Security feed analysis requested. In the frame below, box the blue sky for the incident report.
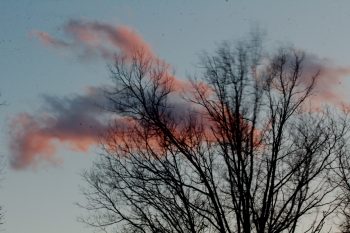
[1,1,350,232]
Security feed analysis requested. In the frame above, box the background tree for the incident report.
[80,36,349,233]
[331,136,350,233]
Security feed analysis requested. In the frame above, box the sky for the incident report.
[2,1,350,232]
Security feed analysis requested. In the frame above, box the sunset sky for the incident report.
[2,1,350,232]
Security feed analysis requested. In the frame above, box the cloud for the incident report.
[34,31,70,48]
[34,19,189,91]
[9,87,110,169]
[17,20,350,170]
[9,19,193,169]
[9,55,350,169]
[267,51,350,107]
[33,19,154,61]
[8,86,200,169]
[294,53,350,106]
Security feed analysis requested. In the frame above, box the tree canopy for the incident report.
[80,35,350,233]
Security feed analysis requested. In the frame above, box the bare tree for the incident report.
[80,37,349,233]
[330,132,350,233]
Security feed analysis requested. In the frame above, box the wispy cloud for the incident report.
[12,19,189,169]
[34,31,70,48]
[295,53,350,106]
[34,19,188,89]
[9,85,196,169]
[34,19,154,61]
[11,20,350,169]
[9,87,110,169]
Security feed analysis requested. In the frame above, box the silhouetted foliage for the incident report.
[80,35,349,233]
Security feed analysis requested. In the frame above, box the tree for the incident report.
[331,134,350,233]
[80,36,349,233]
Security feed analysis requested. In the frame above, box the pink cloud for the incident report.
[15,20,350,170]
[34,19,189,91]
[33,31,70,48]
[295,53,350,106]
[8,87,199,169]
[9,20,192,169]
[9,87,110,169]
[34,19,155,61]
[9,57,350,169]
[64,20,155,59]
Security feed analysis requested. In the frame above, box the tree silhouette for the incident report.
[80,36,349,233]
[332,137,350,233]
